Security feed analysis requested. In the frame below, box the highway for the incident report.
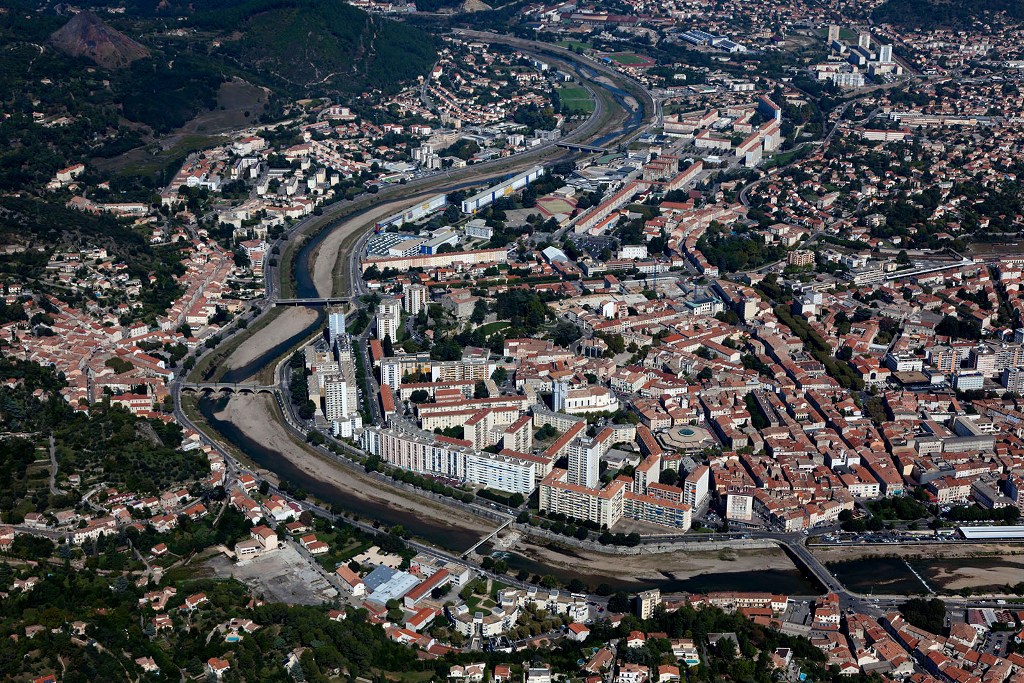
[173,26,654,392]
[159,31,669,595]
[158,31,1019,610]
[172,29,657,450]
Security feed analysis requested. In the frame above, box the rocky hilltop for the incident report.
[50,11,150,69]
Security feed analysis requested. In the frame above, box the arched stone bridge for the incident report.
[180,383,278,395]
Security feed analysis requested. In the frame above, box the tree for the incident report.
[552,321,581,348]
[474,380,488,399]
[298,400,316,420]
[659,468,679,486]
[899,598,947,634]
[494,290,548,333]
[491,366,508,384]
[382,334,394,357]
[608,592,631,613]
[717,637,737,661]
[471,299,488,324]
[602,333,626,354]
[430,337,463,361]
[409,389,429,403]
[536,424,558,440]
[104,357,134,374]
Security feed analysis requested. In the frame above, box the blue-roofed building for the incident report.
[362,565,399,592]
[365,567,422,605]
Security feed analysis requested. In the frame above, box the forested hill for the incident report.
[204,0,438,95]
[874,0,1024,28]
[0,0,436,136]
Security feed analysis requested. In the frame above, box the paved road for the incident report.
[158,33,1010,607]
[176,30,651,392]
[171,30,656,456]
[177,31,641,379]
[47,434,64,496]
[457,30,656,118]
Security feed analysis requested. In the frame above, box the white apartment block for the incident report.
[465,450,536,495]
[540,465,693,531]
[623,493,692,529]
[725,491,754,521]
[682,465,710,508]
[323,370,356,420]
[566,437,602,489]
[362,425,537,494]
[503,415,533,453]
[539,469,625,528]
[376,298,402,343]
[327,308,347,345]
[403,284,428,315]
[432,357,493,382]
[419,404,521,433]
[381,358,402,391]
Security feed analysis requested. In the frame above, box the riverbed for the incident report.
[498,538,819,594]
[219,307,319,383]
[200,393,498,551]
[816,543,1024,594]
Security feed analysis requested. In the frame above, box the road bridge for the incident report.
[180,383,277,395]
[556,141,610,153]
[274,297,351,306]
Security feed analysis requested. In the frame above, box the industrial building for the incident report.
[957,526,1024,540]
[461,166,545,213]
[375,193,447,230]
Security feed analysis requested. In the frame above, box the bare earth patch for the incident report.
[810,542,1024,563]
[207,543,337,605]
[310,195,423,296]
[929,561,1024,591]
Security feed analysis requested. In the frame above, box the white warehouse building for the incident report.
[461,166,545,213]
[376,193,447,230]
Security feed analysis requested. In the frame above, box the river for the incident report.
[573,64,645,147]
[198,394,482,550]
[828,555,1024,595]
[494,545,820,594]
[189,55,807,592]
[217,211,333,384]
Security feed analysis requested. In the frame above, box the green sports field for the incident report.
[556,85,595,113]
[608,53,648,65]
